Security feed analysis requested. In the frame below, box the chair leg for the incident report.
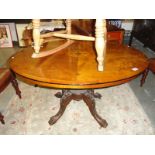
[140,68,149,87]
[128,32,133,46]
[10,71,22,99]
[0,112,5,124]
[32,19,41,54]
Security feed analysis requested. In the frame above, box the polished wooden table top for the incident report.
[9,40,148,89]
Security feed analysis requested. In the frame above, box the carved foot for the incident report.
[92,112,108,128]
[48,113,62,125]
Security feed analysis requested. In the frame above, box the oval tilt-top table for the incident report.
[9,40,148,128]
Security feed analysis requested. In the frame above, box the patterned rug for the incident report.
[0,82,154,135]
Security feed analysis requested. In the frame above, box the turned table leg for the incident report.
[32,19,41,54]
[0,112,5,124]
[140,68,149,87]
[49,89,108,128]
[95,19,107,71]
[10,71,21,99]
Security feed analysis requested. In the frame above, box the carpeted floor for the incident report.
[0,82,154,135]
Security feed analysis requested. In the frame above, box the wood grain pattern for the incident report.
[31,40,74,58]
[9,40,149,89]
[31,19,106,71]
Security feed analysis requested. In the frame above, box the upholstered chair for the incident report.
[0,68,21,124]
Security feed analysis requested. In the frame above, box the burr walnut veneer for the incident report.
[9,40,148,127]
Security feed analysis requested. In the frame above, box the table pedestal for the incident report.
[48,89,108,128]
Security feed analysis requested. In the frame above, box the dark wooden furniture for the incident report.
[141,58,155,86]
[149,58,155,72]
[0,113,4,124]
[9,40,148,128]
[129,19,155,52]
[0,68,21,124]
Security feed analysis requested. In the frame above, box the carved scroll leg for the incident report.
[0,112,5,124]
[10,72,21,99]
[140,68,149,87]
[48,92,73,125]
[82,93,108,128]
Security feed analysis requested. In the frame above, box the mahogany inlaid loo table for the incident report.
[9,40,148,128]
